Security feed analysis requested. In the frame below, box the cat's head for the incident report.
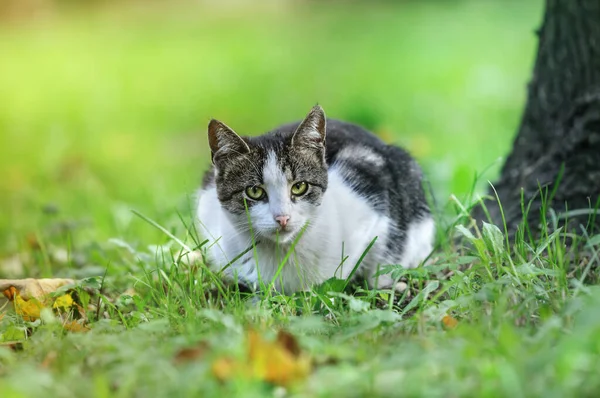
[207,105,328,244]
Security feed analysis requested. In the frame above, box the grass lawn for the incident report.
[3,1,600,397]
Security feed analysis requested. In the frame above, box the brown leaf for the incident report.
[276,329,301,358]
[173,342,209,365]
[442,314,458,329]
[212,329,311,387]
[62,320,90,333]
[3,286,17,300]
[0,278,75,300]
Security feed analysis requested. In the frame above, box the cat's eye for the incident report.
[245,186,266,200]
[291,181,308,196]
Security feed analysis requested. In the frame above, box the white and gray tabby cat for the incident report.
[196,105,434,294]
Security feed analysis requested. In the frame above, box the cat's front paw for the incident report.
[375,275,408,294]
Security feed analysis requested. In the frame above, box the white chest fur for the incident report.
[196,168,434,293]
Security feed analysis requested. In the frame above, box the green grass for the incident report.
[4,1,600,397]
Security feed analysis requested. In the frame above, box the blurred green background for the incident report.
[0,0,542,257]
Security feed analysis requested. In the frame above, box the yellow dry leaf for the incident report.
[442,314,458,329]
[212,357,237,380]
[0,278,75,300]
[13,290,43,321]
[62,320,90,333]
[2,280,84,328]
[212,329,311,387]
[53,293,74,310]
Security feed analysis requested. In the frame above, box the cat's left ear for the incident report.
[207,119,251,164]
[291,105,326,150]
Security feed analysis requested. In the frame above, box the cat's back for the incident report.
[272,118,385,162]
[283,119,422,187]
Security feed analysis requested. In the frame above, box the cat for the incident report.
[196,105,434,294]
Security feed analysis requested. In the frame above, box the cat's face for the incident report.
[207,106,328,244]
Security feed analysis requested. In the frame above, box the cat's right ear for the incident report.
[291,105,326,150]
[207,119,250,164]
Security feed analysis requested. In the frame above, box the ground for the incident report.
[2,1,600,397]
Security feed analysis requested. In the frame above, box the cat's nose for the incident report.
[275,215,290,228]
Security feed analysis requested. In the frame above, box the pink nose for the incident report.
[275,215,290,228]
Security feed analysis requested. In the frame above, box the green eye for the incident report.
[245,186,265,200]
[291,181,308,196]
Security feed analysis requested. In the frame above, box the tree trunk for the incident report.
[473,0,600,237]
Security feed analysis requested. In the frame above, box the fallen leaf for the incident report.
[212,357,237,380]
[62,320,90,333]
[13,288,43,321]
[173,342,209,364]
[1,279,88,332]
[212,329,311,387]
[0,278,75,300]
[276,330,302,357]
[53,293,74,310]
[442,314,458,329]
[2,285,17,300]
[248,329,310,385]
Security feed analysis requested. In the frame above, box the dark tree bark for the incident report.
[474,0,600,237]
